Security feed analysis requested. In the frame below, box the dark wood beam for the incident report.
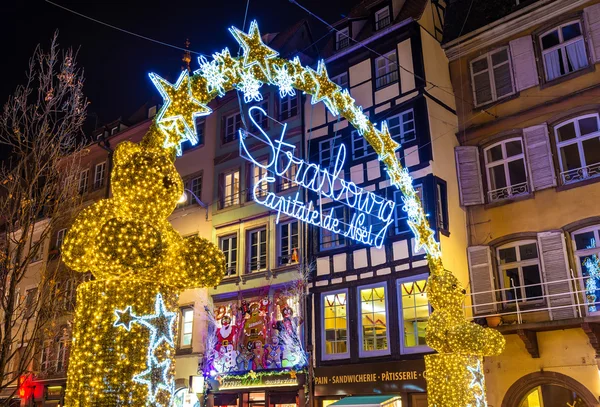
[517,329,540,358]
[582,322,600,358]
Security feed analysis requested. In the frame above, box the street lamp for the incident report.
[178,189,209,221]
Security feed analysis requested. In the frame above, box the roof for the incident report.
[443,0,545,44]
[329,396,401,407]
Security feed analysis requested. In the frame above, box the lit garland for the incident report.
[60,20,505,407]
[62,113,226,406]
[583,239,600,313]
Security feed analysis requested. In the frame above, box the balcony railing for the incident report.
[375,70,399,89]
[561,162,600,185]
[487,181,529,202]
[375,15,391,31]
[336,37,350,50]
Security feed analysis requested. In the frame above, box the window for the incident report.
[386,109,415,143]
[93,162,106,189]
[63,279,76,311]
[358,284,389,357]
[278,152,298,191]
[279,94,298,121]
[322,290,348,359]
[78,169,89,194]
[40,340,52,372]
[484,138,529,201]
[319,136,342,172]
[148,105,157,118]
[572,225,600,313]
[332,72,349,89]
[25,288,37,318]
[220,235,238,276]
[394,185,423,234]
[336,27,350,50]
[435,180,449,232]
[190,175,202,203]
[223,112,242,144]
[182,118,205,152]
[180,307,194,347]
[248,228,267,272]
[251,100,269,130]
[251,161,268,199]
[497,241,543,305]
[555,114,600,184]
[111,126,119,135]
[31,241,43,263]
[518,384,586,407]
[320,206,345,250]
[375,50,398,89]
[540,21,588,82]
[56,229,66,249]
[470,47,515,107]
[55,328,69,371]
[221,170,240,208]
[279,221,299,266]
[351,130,374,159]
[398,275,430,353]
[375,7,391,31]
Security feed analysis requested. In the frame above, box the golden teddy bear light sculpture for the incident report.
[61,125,225,407]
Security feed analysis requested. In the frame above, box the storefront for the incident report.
[207,372,306,407]
[313,360,426,407]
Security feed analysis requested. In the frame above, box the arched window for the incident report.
[484,138,529,202]
[519,384,585,406]
[571,224,600,314]
[555,113,600,184]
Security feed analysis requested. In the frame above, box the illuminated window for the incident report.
[221,170,240,208]
[518,384,585,407]
[497,241,543,305]
[93,162,106,189]
[278,153,298,191]
[322,290,348,359]
[398,275,430,353]
[223,112,242,144]
[279,221,299,266]
[279,94,298,121]
[572,225,600,313]
[248,227,267,272]
[251,161,268,198]
[180,307,194,348]
[219,235,238,276]
[358,284,389,357]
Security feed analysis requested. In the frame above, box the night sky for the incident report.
[0,0,359,128]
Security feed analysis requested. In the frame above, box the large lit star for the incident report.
[149,70,211,149]
[133,356,172,403]
[309,60,341,115]
[375,121,400,160]
[136,293,178,351]
[114,306,136,331]
[229,20,279,78]
[468,360,485,390]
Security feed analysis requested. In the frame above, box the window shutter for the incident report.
[467,246,496,315]
[455,146,484,206]
[537,231,577,320]
[523,124,556,191]
[584,3,600,63]
[509,36,539,91]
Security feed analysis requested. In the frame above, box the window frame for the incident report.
[223,112,242,145]
[571,224,600,315]
[375,6,391,31]
[435,179,449,234]
[394,184,423,235]
[386,108,416,144]
[469,47,516,107]
[278,220,299,266]
[332,72,349,89]
[179,306,194,348]
[93,162,106,190]
[539,20,588,82]
[247,227,268,273]
[496,240,545,306]
[336,27,350,50]
[55,329,69,372]
[319,206,345,251]
[250,160,269,199]
[397,273,432,354]
[483,137,530,202]
[319,136,342,172]
[279,94,298,121]
[56,228,67,249]
[221,169,240,208]
[374,50,399,90]
[250,98,270,131]
[321,288,350,361]
[219,234,238,277]
[78,169,89,195]
[357,282,391,358]
[554,113,600,185]
[351,129,374,160]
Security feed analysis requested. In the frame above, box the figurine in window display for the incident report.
[223,342,238,371]
[279,306,304,368]
[237,341,255,371]
[243,302,266,346]
[252,339,265,370]
[216,315,238,352]
[259,297,271,317]
[264,334,283,369]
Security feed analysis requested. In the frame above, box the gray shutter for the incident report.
[467,246,496,315]
[509,36,539,91]
[538,231,577,320]
[455,146,484,206]
[584,3,600,63]
[523,124,556,191]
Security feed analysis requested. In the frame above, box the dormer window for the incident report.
[111,126,119,135]
[375,7,391,31]
[336,27,350,50]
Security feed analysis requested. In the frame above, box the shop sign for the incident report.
[313,360,426,396]
[209,372,299,391]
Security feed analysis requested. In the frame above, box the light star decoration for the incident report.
[229,20,279,79]
[136,293,178,350]
[114,306,136,331]
[148,70,211,155]
[132,356,173,403]
[309,60,341,115]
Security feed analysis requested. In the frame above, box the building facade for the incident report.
[443,0,600,405]
[306,1,465,407]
